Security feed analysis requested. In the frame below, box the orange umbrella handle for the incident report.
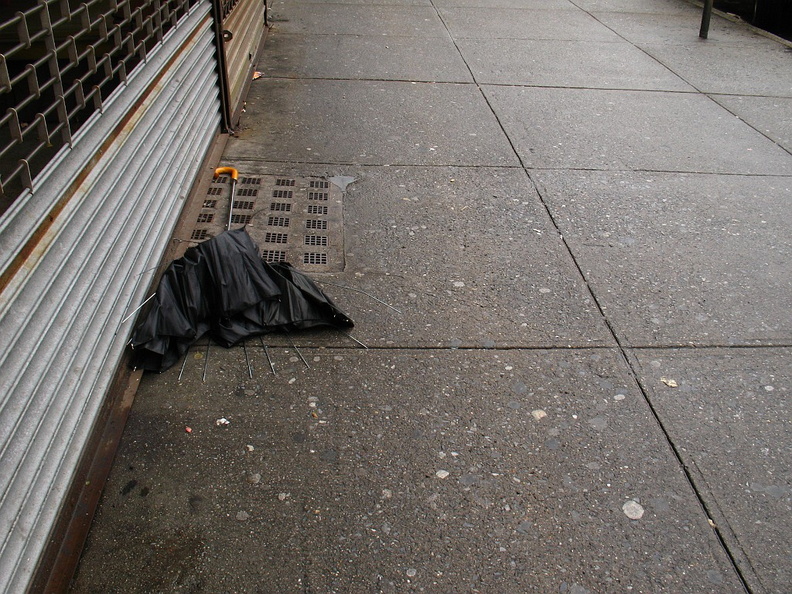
[213,166,238,180]
[213,167,239,230]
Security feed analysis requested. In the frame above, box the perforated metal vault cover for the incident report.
[189,174,345,272]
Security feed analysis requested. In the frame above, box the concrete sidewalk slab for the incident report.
[534,169,792,346]
[270,4,448,37]
[458,38,694,90]
[592,11,776,45]
[630,347,792,593]
[484,86,792,174]
[713,95,792,152]
[228,79,519,167]
[641,42,792,97]
[437,7,622,41]
[259,33,473,83]
[341,165,612,348]
[433,0,576,8]
[571,0,700,14]
[72,348,743,593]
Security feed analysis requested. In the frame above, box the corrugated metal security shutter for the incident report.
[219,0,266,124]
[0,1,221,591]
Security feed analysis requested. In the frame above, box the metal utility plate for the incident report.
[189,174,344,272]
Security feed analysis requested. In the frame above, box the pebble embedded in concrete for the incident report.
[622,500,645,520]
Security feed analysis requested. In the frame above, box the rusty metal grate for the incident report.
[267,216,290,227]
[275,178,296,186]
[231,214,252,225]
[196,213,214,223]
[265,232,288,243]
[234,200,255,210]
[303,253,328,265]
[306,219,328,230]
[307,205,328,215]
[304,235,328,246]
[262,250,287,263]
[308,192,328,201]
[191,229,209,241]
[203,199,218,208]
[270,202,292,212]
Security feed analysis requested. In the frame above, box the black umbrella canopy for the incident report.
[212,262,354,346]
[130,228,353,372]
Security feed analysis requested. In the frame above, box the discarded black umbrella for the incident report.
[129,228,353,372]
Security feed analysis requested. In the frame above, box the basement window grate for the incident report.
[304,235,328,246]
[192,173,345,271]
[303,253,328,265]
[231,214,252,224]
[265,232,288,243]
[191,229,209,240]
[262,250,287,263]
[267,216,290,227]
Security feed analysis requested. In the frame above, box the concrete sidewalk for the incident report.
[73,0,791,592]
